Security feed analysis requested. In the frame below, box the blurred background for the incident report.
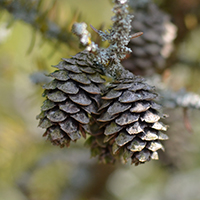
[0,0,200,199]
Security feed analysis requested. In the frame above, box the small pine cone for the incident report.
[122,1,176,76]
[37,51,105,147]
[97,70,168,165]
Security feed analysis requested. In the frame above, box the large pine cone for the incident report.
[122,1,176,76]
[37,51,105,147]
[88,70,168,165]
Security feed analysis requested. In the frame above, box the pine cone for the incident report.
[37,51,105,147]
[122,1,176,76]
[94,70,168,165]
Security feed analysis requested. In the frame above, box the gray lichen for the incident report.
[72,0,134,80]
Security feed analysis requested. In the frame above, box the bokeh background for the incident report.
[0,0,200,199]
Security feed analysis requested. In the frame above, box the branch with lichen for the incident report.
[72,0,134,79]
[147,75,200,110]
[0,0,76,47]
[160,89,200,110]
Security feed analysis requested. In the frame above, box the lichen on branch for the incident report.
[72,0,134,79]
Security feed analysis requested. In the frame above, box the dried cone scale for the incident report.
[122,1,176,76]
[37,51,105,147]
[94,70,168,165]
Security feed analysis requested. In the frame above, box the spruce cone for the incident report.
[94,70,168,165]
[122,1,176,76]
[37,51,105,147]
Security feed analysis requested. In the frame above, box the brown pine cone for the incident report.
[122,1,176,76]
[94,69,168,165]
[37,51,105,147]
